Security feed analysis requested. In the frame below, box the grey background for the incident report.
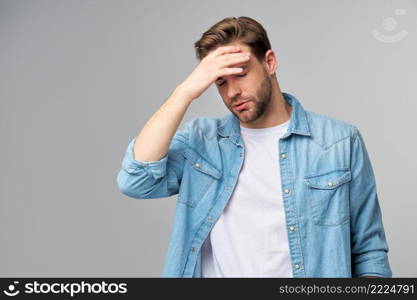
[1,0,416,277]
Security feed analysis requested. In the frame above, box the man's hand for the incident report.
[178,45,251,101]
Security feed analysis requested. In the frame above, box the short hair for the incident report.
[194,16,272,63]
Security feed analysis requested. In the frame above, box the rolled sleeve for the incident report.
[349,127,393,278]
[121,137,168,180]
[117,127,189,199]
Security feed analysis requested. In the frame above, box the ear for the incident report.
[263,49,277,76]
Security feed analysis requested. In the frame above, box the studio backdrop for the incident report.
[1,0,416,277]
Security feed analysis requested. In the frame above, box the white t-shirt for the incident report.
[201,119,293,277]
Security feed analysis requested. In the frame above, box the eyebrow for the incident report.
[216,65,249,83]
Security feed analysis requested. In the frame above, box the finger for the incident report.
[219,67,244,76]
[214,45,241,56]
[218,52,250,68]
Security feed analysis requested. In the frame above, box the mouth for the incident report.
[233,101,250,111]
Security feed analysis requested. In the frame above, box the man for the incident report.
[117,16,392,278]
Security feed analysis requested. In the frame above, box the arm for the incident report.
[132,44,250,163]
[117,45,251,199]
[133,86,193,162]
[349,128,393,277]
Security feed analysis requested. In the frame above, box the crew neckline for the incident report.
[239,119,290,136]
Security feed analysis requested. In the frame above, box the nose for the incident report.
[226,81,242,100]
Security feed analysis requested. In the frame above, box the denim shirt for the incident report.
[117,92,393,278]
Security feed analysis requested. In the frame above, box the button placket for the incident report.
[185,142,245,278]
[279,138,305,277]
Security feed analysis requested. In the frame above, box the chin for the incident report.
[238,113,257,123]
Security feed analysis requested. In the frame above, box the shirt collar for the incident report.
[217,92,311,143]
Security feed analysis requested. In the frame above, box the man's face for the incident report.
[213,42,273,124]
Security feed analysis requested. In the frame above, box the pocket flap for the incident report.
[182,148,222,180]
[304,168,351,189]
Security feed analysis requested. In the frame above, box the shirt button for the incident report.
[191,247,195,252]
[240,152,243,157]
[294,264,300,270]
[327,181,333,187]
[284,189,290,194]
[207,216,213,222]
[289,226,295,231]
[194,163,200,168]
[281,153,287,159]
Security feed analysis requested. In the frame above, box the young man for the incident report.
[117,16,392,278]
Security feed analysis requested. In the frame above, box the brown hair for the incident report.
[194,16,272,63]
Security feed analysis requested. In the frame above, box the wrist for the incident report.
[174,83,195,104]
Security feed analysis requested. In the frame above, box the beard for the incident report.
[229,70,272,123]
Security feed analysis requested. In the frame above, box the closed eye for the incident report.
[218,73,247,86]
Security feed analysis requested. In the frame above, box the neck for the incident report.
[239,79,292,129]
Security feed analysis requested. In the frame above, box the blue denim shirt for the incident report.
[117,92,392,278]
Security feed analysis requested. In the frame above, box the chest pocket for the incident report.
[178,148,222,208]
[304,168,351,226]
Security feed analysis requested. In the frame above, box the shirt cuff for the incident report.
[353,257,393,278]
[121,137,168,180]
